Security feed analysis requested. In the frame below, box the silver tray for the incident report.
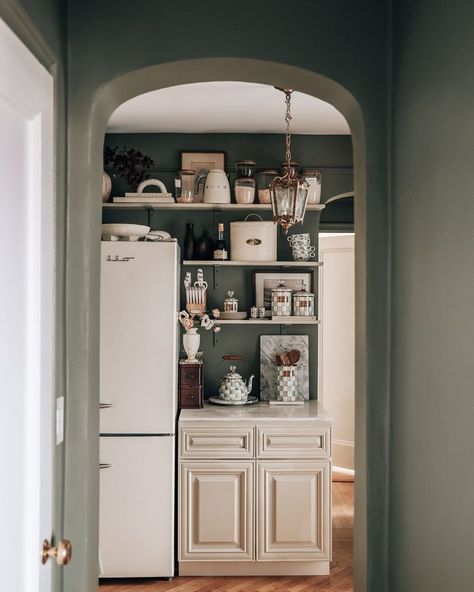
[208,395,259,406]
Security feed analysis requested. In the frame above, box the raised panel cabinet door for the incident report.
[258,461,331,561]
[180,461,254,561]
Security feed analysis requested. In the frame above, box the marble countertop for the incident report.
[179,400,333,423]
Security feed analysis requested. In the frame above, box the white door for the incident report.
[318,234,355,470]
[99,436,175,577]
[0,18,57,592]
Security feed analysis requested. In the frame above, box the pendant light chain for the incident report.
[284,90,293,168]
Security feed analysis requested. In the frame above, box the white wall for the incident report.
[318,234,355,470]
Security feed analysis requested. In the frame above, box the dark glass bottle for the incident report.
[213,223,229,260]
[183,223,195,260]
[195,229,214,260]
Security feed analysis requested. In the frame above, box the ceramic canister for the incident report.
[276,365,298,402]
[271,283,292,316]
[293,285,315,316]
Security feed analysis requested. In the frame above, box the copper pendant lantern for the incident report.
[270,88,309,233]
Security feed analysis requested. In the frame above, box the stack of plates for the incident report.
[218,311,247,320]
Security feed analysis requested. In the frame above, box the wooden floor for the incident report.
[100,482,354,592]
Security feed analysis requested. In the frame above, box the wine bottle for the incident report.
[183,223,195,260]
[213,223,228,260]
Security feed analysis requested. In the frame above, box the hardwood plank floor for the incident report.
[100,482,354,592]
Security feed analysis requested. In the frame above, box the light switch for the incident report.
[56,396,64,445]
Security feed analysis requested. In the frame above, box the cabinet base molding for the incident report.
[178,561,330,576]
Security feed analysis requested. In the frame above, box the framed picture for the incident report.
[181,151,225,173]
[255,272,312,316]
[181,152,226,200]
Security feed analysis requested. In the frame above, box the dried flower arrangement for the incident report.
[178,309,221,334]
[103,145,155,188]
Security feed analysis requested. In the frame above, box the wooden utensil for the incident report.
[288,349,300,365]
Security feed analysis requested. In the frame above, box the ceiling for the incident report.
[107,81,350,135]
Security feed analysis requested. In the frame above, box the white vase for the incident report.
[183,328,200,362]
[102,171,112,203]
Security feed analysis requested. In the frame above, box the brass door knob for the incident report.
[42,539,72,566]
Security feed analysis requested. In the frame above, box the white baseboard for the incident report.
[179,561,331,576]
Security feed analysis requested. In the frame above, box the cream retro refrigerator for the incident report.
[99,240,179,578]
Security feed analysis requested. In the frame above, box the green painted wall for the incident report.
[390,2,474,591]
[67,2,390,591]
[102,132,353,397]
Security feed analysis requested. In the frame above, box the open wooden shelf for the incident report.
[103,202,325,211]
[215,319,320,326]
[183,260,322,267]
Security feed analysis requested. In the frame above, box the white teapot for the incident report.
[219,365,254,402]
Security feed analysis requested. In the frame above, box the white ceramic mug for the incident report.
[203,169,231,204]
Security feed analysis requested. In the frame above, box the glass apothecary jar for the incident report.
[235,160,256,178]
[303,168,322,204]
[257,169,278,204]
[224,290,238,312]
[235,177,256,204]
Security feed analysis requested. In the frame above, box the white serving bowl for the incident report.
[101,223,150,241]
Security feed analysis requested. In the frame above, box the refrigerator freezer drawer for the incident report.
[99,436,174,577]
[100,241,179,434]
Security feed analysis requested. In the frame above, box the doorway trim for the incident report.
[65,58,390,592]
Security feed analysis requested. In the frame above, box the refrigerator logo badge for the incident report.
[105,255,136,262]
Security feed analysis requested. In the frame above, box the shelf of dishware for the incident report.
[103,202,326,212]
[215,318,320,325]
[182,260,323,267]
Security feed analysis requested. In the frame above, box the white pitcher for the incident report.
[201,169,231,204]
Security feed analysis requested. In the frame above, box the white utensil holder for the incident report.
[276,366,298,402]
[185,286,207,314]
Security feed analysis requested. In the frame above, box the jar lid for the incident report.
[235,160,256,166]
[224,290,238,303]
[293,281,313,296]
[235,177,256,185]
[294,288,314,297]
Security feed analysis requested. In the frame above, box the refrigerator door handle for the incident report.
[100,403,113,409]
[100,463,113,470]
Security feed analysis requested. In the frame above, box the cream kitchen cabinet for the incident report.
[180,461,254,561]
[258,460,331,561]
[178,401,332,576]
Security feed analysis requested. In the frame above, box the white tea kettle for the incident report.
[201,169,231,204]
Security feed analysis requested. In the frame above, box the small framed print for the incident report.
[181,152,226,200]
[181,151,225,174]
[254,272,312,317]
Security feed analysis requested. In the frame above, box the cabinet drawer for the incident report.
[179,365,202,386]
[179,387,203,409]
[257,425,330,459]
[180,425,254,459]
